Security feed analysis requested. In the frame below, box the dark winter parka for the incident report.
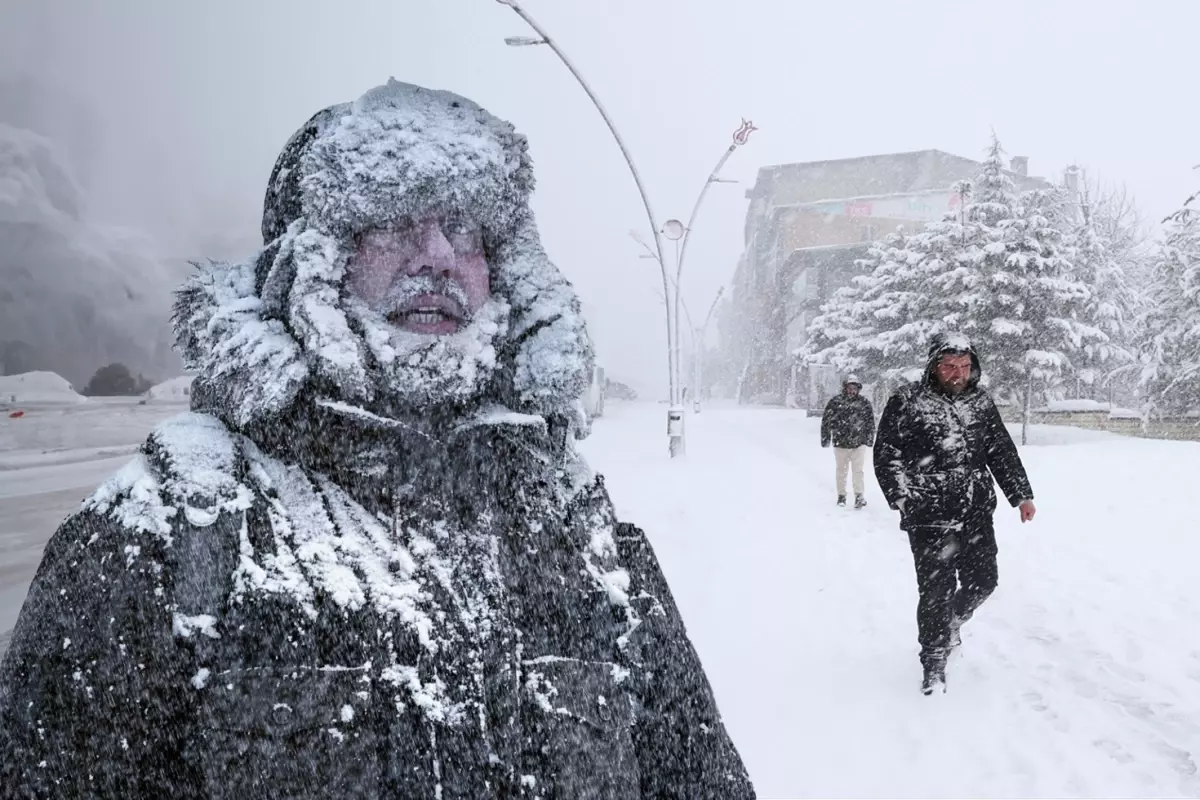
[873,334,1034,531]
[820,381,875,449]
[0,81,754,800]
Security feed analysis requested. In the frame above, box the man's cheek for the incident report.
[462,259,491,311]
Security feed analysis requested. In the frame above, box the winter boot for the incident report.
[920,650,947,696]
[921,663,947,696]
[854,494,867,509]
[837,495,847,507]
[947,616,963,655]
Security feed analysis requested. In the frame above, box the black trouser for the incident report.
[907,516,998,669]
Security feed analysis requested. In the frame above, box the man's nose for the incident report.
[408,220,456,277]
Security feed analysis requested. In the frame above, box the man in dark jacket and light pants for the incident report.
[874,333,1036,696]
[821,374,875,509]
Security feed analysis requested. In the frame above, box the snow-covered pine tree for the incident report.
[1139,185,1200,417]
[914,138,1024,401]
[1015,188,1100,414]
[851,224,946,383]
[1073,184,1139,396]
[802,226,938,385]
[930,137,1102,441]
[807,134,1103,431]
[800,271,870,379]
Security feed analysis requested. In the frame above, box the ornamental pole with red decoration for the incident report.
[670,120,757,430]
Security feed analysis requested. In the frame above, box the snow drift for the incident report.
[145,375,194,403]
[0,371,86,405]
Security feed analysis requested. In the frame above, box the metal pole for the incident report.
[694,287,724,413]
[673,237,683,412]
[497,0,682,456]
[672,122,755,419]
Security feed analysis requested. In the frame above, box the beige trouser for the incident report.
[834,446,867,496]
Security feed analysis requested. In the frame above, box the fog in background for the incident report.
[2,0,1196,394]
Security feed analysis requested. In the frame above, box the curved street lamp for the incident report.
[498,0,755,457]
[498,0,685,456]
[671,120,757,416]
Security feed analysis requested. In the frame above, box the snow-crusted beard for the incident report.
[382,274,471,326]
[346,293,511,412]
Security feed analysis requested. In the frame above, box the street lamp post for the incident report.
[498,0,685,457]
[693,287,725,413]
[498,0,755,457]
[671,120,757,417]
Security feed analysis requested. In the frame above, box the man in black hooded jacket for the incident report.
[0,80,754,799]
[874,333,1035,695]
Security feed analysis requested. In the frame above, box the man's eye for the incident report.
[443,217,478,237]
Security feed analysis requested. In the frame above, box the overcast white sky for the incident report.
[3,0,1197,395]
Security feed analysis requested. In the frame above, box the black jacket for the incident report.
[821,393,875,449]
[0,409,754,800]
[873,338,1033,531]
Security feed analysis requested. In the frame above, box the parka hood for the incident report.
[923,331,982,391]
[173,79,592,441]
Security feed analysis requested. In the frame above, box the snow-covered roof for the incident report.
[751,149,1048,208]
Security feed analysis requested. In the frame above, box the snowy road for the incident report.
[0,400,183,653]
[580,402,1200,799]
[2,399,1199,797]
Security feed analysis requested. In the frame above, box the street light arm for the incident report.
[676,144,739,294]
[702,287,725,332]
[498,0,677,404]
[669,121,753,412]
[629,233,661,263]
[672,143,737,399]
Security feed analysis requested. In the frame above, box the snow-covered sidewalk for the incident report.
[580,401,1200,798]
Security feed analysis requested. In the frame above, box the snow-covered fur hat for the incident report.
[173,79,592,434]
[842,374,862,389]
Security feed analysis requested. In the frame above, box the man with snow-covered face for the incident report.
[933,352,973,395]
[346,215,491,335]
[0,79,754,799]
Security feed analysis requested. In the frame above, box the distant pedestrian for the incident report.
[820,374,875,509]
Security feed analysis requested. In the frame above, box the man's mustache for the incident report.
[383,276,470,316]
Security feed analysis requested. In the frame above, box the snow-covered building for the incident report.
[722,149,1055,406]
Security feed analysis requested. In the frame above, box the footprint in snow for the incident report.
[1026,626,1062,646]
[1102,659,1147,683]
[1150,740,1198,778]
[1022,689,1071,733]
[1094,738,1135,764]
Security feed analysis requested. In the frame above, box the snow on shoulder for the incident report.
[0,371,87,405]
[82,412,253,542]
